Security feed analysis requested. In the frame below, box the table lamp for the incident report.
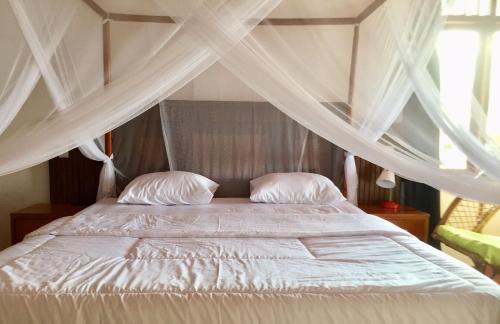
[376,169,399,209]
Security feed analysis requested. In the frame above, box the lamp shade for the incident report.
[376,169,396,189]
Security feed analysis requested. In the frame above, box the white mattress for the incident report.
[0,198,499,324]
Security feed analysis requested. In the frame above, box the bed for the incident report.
[0,198,499,324]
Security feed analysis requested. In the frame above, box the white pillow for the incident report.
[250,172,344,205]
[117,171,219,205]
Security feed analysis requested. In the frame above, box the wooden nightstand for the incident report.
[359,204,430,242]
[10,204,85,245]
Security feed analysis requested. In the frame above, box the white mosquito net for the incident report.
[1,0,499,203]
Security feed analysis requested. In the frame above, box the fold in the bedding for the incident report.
[0,198,499,324]
[50,198,405,238]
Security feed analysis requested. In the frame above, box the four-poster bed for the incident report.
[1,0,500,323]
[1,197,499,324]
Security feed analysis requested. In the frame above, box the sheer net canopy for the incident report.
[1,0,500,203]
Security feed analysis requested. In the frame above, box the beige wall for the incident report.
[0,81,52,251]
[0,164,50,250]
[440,191,500,265]
[111,22,354,103]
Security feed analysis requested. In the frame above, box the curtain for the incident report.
[402,180,441,248]
[397,95,442,248]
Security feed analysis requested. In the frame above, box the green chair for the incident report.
[433,198,500,277]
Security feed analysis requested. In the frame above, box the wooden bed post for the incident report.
[347,24,359,109]
[347,0,387,202]
[103,19,112,156]
[348,0,386,110]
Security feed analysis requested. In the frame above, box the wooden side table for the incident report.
[359,204,430,242]
[10,204,85,245]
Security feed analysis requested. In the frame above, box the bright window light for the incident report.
[441,0,491,16]
[487,32,500,143]
[438,30,480,169]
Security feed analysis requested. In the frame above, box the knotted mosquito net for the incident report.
[1,0,499,203]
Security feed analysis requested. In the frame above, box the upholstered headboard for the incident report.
[112,101,347,197]
[49,101,396,204]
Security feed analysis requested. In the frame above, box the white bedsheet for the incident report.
[0,198,499,324]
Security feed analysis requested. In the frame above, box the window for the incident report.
[438,0,500,169]
[487,32,500,142]
[441,0,492,16]
[438,30,479,169]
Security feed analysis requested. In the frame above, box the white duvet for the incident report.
[0,198,499,324]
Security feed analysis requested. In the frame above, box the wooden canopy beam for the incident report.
[108,13,175,24]
[81,0,107,19]
[259,17,356,26]
[81,0,392,27]
[81,0,388,26]
[356,0,386,23]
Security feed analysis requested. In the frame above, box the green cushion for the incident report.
[436,225,500,267]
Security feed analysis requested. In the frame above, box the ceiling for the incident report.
[93,0,375,18]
